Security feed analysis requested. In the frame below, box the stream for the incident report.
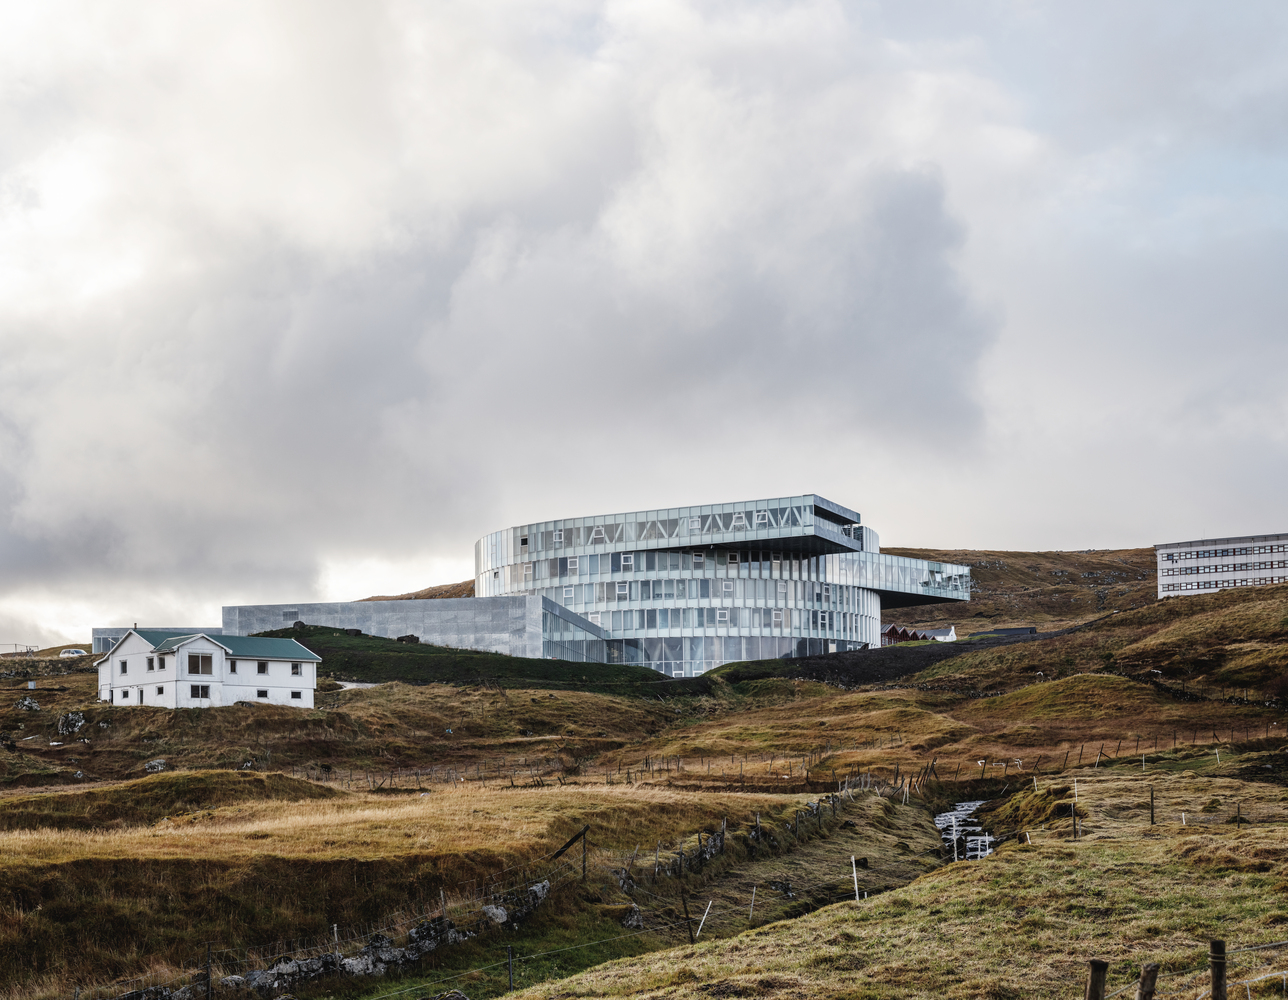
[934,800,994,860]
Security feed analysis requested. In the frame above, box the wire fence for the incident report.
[77,739,1288,1000]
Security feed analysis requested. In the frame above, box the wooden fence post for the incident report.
[1085,958,1108,1000]
[1210,939,1227,1000]
[1150,787,1154,825]
[1134,962,1159,1000]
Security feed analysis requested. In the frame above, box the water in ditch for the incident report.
[934,800,994,860]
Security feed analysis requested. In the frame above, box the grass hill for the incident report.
[882,545,1157,634]
[0,574,1284,1000]
[251,623,708,694]
[360,579,475,601]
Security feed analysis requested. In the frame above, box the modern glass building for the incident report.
[476,494,970,676]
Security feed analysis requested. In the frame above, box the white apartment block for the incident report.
[1155,532,1288,599]
[95,629,321,708]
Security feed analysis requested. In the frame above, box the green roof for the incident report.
[149,632,321,662]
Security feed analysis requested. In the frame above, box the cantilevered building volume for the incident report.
[476,494,970,675]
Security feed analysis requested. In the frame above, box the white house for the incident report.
[95,629,321,709]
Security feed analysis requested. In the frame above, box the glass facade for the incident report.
[541,597,608,662]
[479,495,971,676]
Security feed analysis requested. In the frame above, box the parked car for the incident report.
[59,648,87,658]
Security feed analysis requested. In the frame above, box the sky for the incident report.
[2,0,1287,645]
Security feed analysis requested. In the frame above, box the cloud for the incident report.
[3,1,1287,642]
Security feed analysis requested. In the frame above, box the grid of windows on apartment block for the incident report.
[1163,544,1288,561]
[1162,561,1288,576]
[510,550,858,586]
[1162,577,1288,593]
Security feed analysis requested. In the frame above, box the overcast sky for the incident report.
[3,1,1287,644]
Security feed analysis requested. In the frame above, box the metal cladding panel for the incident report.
[218,596,565,659]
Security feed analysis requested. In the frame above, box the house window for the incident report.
[563,586,574,598]
[157,656,166,670]
[146,657,154,671]
[621,553,634,569]
[257,662,268,674]
[188,654,212,675]
[190,685,210,699]
[291,662,301,676]
[120,660,128,674]
[257,689,268,698]
[291,691,302,700]
[229,660,237,673]
[156,686,164,695]
[716,609,729,624]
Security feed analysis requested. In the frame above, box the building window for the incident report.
[731,512,747,529]
[190,684,210,699]
[282,610,299,620]
[520,535,528,547]
[716,609,729,624]
[588,613,601,625]
[229,660,237,673]
[589,526,605,542]
[291,663,301,676]
[553,529,564,543]
[689,517,701,530]
[120,660,128,675]
[257,662,268,674]
[523,563,533,580]
[291,691,302,699]
[723,580,734,593]
[616,582,628,597]
[755,511,769,526]
[693,552,705,568]
[772,609,783,625]
[257,689,268,698]
[778,581,788,594]
[146,657,154,671]
[567,556,578,572]
[157,656,166,670]
[621,553,634,569]
[563,586,574,598]
[156,686,164,695]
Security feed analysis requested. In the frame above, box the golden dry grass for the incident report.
[503,770,1288,1000]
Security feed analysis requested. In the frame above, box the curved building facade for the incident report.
[476,494,970,675]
